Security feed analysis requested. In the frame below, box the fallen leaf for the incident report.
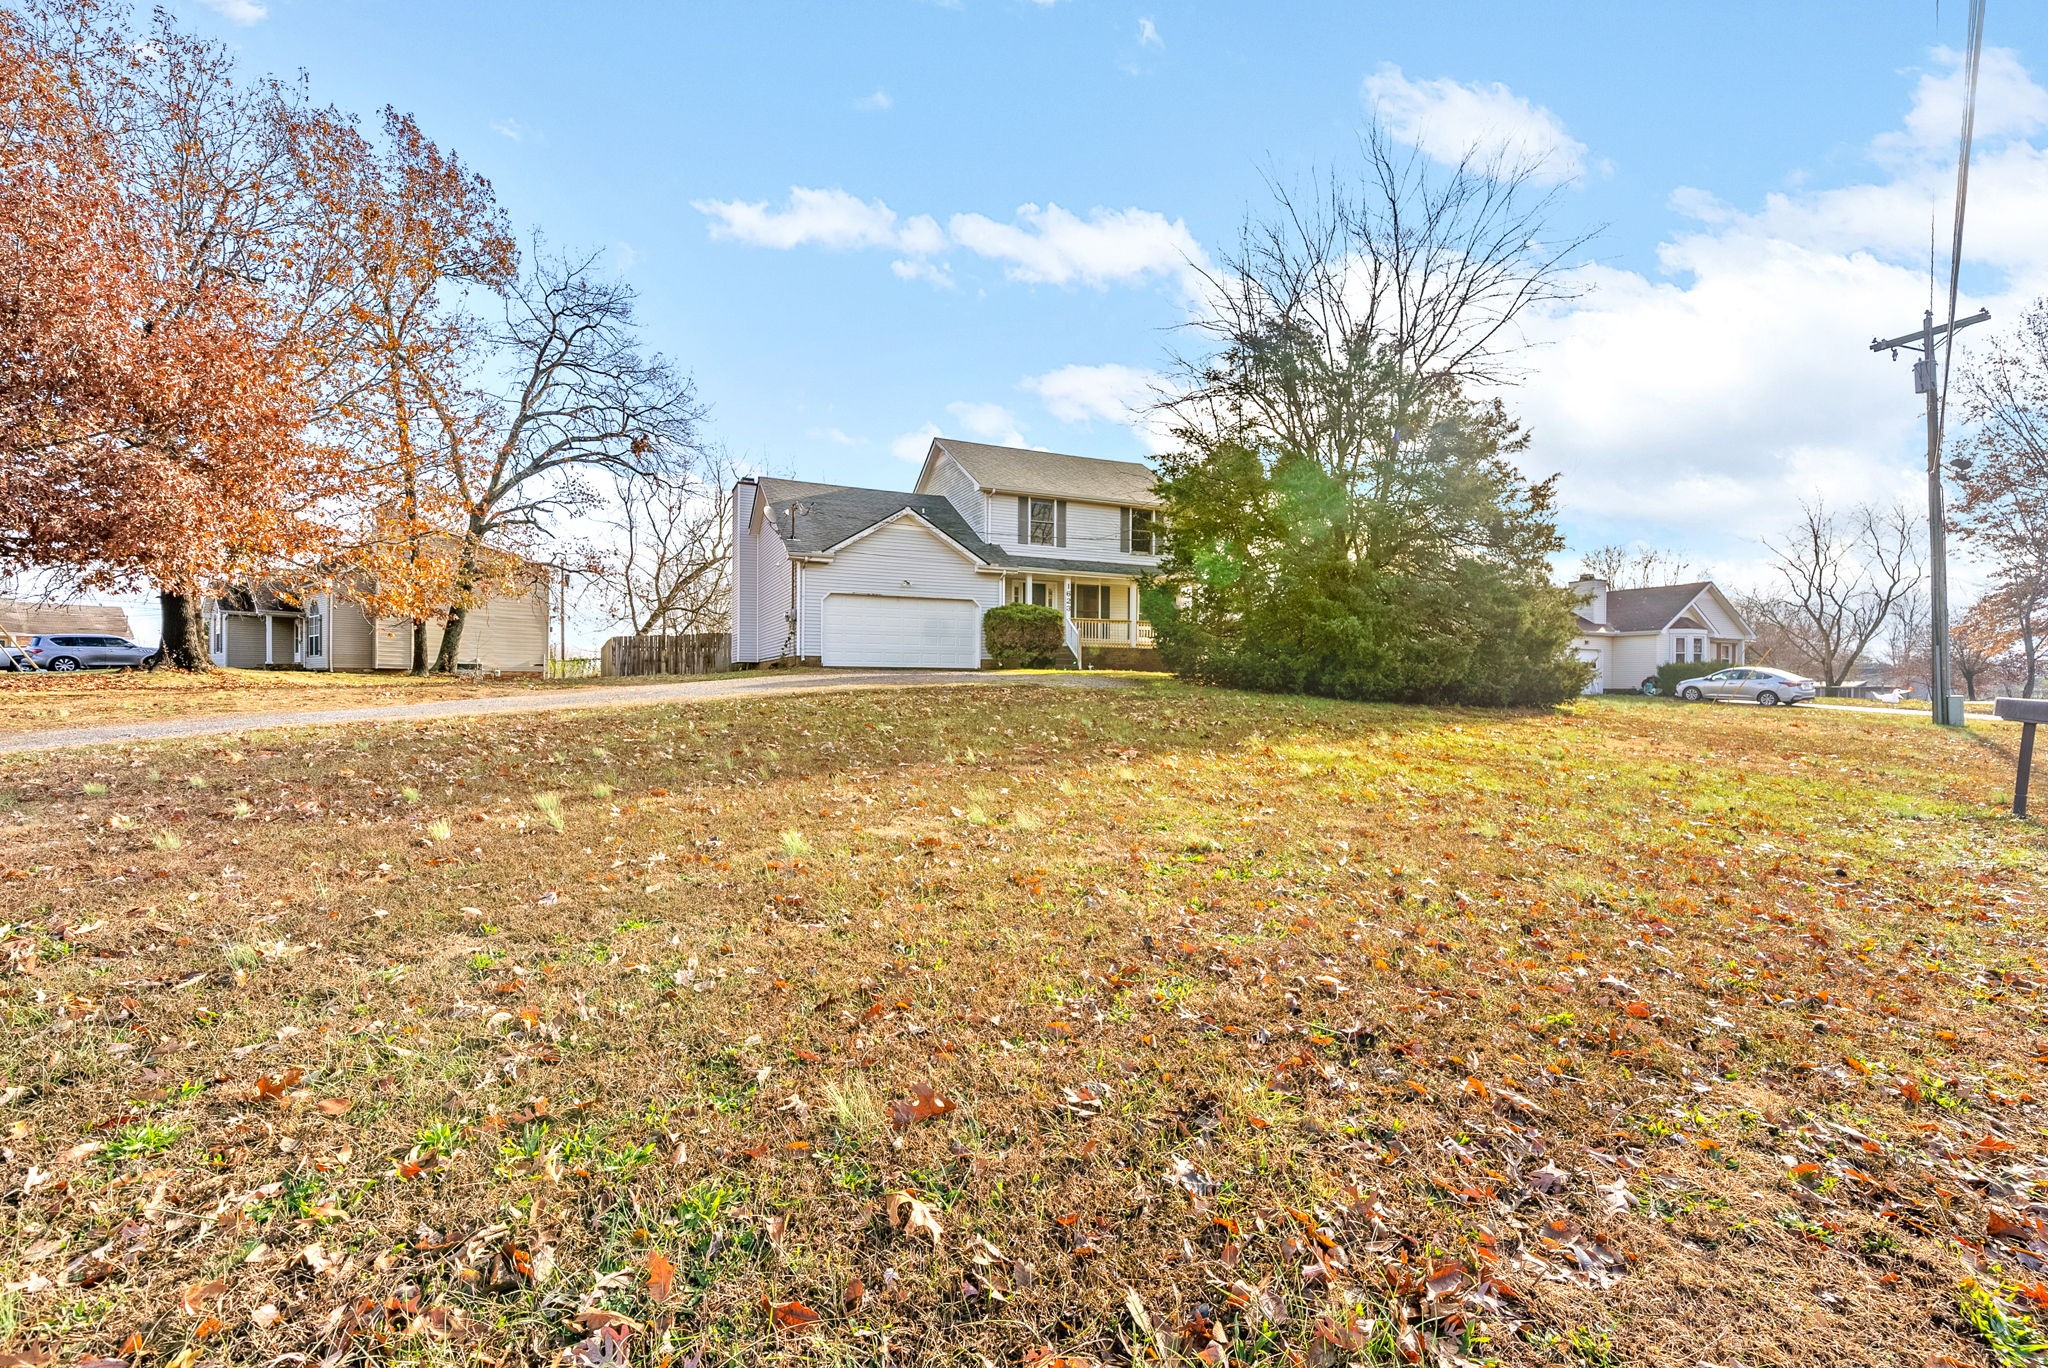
[884,1189,945,1246]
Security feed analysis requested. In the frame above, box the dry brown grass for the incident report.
[0,668,714,738]
[0,685,2043,1367]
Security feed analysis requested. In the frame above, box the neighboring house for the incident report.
[731,436,1162,669]
[0,598,134,641]
[209,559,552,674]
[1568,575,1755,694]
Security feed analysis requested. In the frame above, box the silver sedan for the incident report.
[1678,667,1819,706]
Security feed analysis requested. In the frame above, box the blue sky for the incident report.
[171,0,2048,613]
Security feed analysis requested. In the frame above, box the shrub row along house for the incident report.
[731,437,1162,669]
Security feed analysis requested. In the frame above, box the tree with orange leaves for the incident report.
[311,108,516,672]
[0,0,350,666]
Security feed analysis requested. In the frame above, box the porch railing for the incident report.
[1059,613,1082,668]
[1072,617,1155,646]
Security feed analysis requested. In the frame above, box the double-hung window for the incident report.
[305,602,323,660]
[1027,497,1057,546]
[1129,509,1157,554]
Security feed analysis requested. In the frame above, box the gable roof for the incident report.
[755,479,1150,578]
[762,483,1001,562]
[1603,582,1717,634]
[927,437,1158,506]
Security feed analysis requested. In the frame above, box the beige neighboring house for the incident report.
[209,563,552,674]
[731,437,1162,669]
[1568,575,1755,695]
[0,599,134,641]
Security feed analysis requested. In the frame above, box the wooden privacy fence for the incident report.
[601,632,731,677]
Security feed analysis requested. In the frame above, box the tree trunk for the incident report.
[434,601,471,673]
[411,620,428,676]
[157,591,211,671]
[432,536,483,674]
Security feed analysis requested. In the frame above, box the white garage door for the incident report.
[821,594,980,669]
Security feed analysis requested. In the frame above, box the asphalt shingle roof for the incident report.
[1603,582,1714,634]
[764,485,1000,561]
[758,480,1150,579]
[932,438,1158,507]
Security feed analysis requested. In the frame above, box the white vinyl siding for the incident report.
[991,495,1159,569]
[732,482,797,663]
[795,518,1000,659]
[1610,636,1661,692]
[926,455,985,537]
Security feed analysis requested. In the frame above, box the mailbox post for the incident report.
[1997,698,2048,817]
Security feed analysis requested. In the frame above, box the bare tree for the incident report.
[429,245,707,671]
[596,449,735,636]
[1880,585,1929,685]
[1577,543,1694,589]
[1754,501,1922,688]
[1165,128,1596,455]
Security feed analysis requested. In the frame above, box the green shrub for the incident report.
[1648,661,1719,696]
[983,604,1067,669]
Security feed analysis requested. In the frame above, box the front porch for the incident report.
[1005,572,1154,648]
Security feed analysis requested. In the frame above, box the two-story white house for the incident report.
[730,437,1162,669]
[1568,574,1755,694]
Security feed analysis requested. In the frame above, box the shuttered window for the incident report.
[1026,497,1058,545]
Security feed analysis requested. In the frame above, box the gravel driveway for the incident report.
[0,670,1134,755]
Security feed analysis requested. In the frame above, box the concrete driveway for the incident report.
[0,670,1135,755]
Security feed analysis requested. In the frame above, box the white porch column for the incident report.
[1024,574,1033,605]
[262,614,275,666]
[1127,582,1138,645]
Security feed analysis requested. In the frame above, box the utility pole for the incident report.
[1870,306,1989,726]
[557,567,569,676]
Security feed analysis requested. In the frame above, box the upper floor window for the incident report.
[1027,497,1057,546]
[1129,509,1159,555]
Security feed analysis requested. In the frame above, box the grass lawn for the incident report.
[0,668,712,739]
[0,684,2042,1367]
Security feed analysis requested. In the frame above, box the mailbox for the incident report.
[1995,698,2048,817]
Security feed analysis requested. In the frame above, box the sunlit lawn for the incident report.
[0,683,2042,1367]
[0,667,697,738]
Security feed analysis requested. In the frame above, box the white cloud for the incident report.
[693,187,944,255]
[696,189,1205,295]
[192,0,266,23]
[491,118,526,142]
[947,401,1027,446]
[890,258,956,289]
[1023,362,1174,452]
[1507,45,2048,582]
[854,89,893,113]
[1137,17,1162,48]
[890,422,943,463]
[947,203,1205,291]
[807,427,862,447]
[1362,63,1589,184]
[889,402,1029,462]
